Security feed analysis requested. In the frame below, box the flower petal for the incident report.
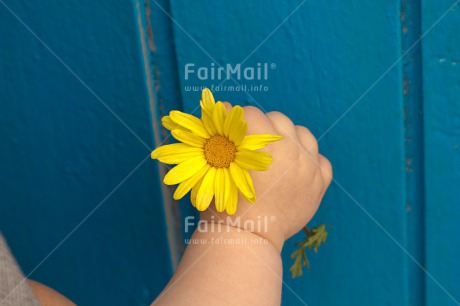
[212,102,227,135]
[239,134,284,150]
[223,106,243,136]
[151,143,202,159]
[229,162,255,203]
[196,167,217,211]
[229,121,247,145]
[214,168,230,212]
[201,88,216,114]
[158,150,204,164]
[162,116,188,131]
[174,164,210,200]
[170,110,210,139]
[201,110,217,136]
[224,106,247,145]
[190,177,204,207]
[242,168,255,197]
[226,177,238,215]
[163,156,207,185]
[172,129,206,147]
[235,150,273,171]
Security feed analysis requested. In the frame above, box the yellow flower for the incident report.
[151,88,283,215]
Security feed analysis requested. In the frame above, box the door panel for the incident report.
[168,1,407,305]
[0,1,172,305]
[422,0,460,305]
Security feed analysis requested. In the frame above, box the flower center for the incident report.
[203,135,236,168]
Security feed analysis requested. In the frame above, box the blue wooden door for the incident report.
[1,0,459,305]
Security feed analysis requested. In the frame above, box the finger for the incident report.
[318,154,333,188]
[266,111,297,139]
[222,101,232,113]
[295,125,319,156]
[243,106,277,134]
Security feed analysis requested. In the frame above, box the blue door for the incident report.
[1,0,459,305]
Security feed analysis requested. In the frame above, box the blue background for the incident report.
[1,0,459,305]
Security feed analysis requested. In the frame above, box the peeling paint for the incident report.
[144,2,156,53]
[403,72,410,95]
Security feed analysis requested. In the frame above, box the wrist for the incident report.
[199,211,285,252]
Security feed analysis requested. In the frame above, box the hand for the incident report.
[201,104,332,252]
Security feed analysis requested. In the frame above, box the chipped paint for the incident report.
[401,0,425,305]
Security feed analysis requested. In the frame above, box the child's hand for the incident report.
[155,104,332,305]
[201,105,332,252]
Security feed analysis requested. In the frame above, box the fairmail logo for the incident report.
[184,63,276,81]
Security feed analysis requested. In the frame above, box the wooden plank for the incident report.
[0,1,172,304]
[401,0,426,305]
[144,0,200,267]
[421,0,460,305]
[169,0,408,305]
